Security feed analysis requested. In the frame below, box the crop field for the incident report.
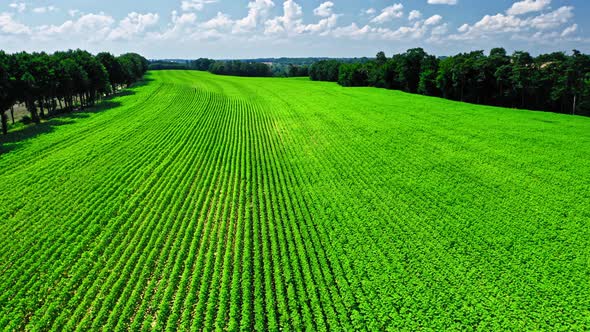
[1,70,590,330]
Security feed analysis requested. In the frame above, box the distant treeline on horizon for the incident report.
[148,57,370,78]
[150,48,590,117]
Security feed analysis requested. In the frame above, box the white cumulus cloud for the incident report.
[561,23,577,37]
[233,0,275,33]
[364,8,376,15]
[427,0,457,5]
[370,4,403,24]
[36,13,115,41]
[424,14,443,26]
[313,2,334,17]
[331,23,370,39]
[68,9,80,17]
[181,0,218,11]
[33,6,58,14]
[507,0,551,16]
[264,0,338,35]
[408,10,422,21]
[529,6,573,30]
[449,5,575,42]
[9,2,26,13]
[0,12,31,34]
[201,12,233,30]
[108,12,159,41]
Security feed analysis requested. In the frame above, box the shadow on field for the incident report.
[130,77,154,88]
[0,99,124,155]
[113,90,136,98]
[69,100,124,117]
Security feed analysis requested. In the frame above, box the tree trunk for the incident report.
[27,99,40,124]
[573,94,577,115]
[38,98,45,119]
[1,111,8,135]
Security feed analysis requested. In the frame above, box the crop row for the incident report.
[0,70,359,331]
[2,70,589,331]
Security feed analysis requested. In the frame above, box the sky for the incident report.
[0,0,588,59]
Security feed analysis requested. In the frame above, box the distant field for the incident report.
[1,70,589,330]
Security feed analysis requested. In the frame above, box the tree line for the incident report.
[310,48,590,116]
[208,61,273,77]
[204,59,310,78]
[149,58,310,78]
[148,61,190,71]
[0,50,148,135]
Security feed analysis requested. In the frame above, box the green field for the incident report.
[1,70,590,330]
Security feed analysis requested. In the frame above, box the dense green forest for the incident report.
[312,48,590,116]
[0,50,148,135]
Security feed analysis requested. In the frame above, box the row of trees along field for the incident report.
[311,48,590,116]
[0,50,148,135]
[198,58,310,78]
[149,58,311,78]
[208,61,274,77]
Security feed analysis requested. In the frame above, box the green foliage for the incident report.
[97,52,125,90]
[191,58,216,71]
[312,48,590,116]
[287,64,309,77]
[0,49,148,134]
[338,63,369,87]
[208,60,273,77]
[149,60,190,71]
[309,60,341,82]
[417,56,439,96]
[162,58,309,78]
[117,53,149,86]
[1,70,589,330]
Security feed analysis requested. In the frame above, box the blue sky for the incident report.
[0,0,588,58]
